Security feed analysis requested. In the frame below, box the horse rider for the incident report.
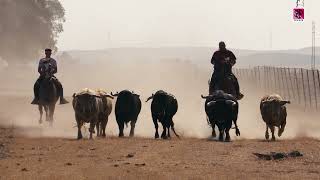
[210,41,243,100]
[31,48,69,105]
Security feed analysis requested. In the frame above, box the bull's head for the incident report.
[72,93,98,114]
[261,99,290,120]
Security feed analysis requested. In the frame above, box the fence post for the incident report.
[294,68,301,104]
[301,68,307,108]
[280,68,287,99]
[276,67,282,96]
[312,69,318,109]
[306,70,312,108]
[287,68,295,103]
[284,67,291,100]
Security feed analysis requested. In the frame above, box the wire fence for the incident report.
[234,66,320,109]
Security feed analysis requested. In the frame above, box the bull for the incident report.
[201,90,240,142]
[72,88,104,139]
[260,94,290,141]
[95,89,114,137]
[146,90,179,139]
[111,90,141,137]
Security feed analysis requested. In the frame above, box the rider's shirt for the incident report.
[211,50,236,74]
[38,58,57,76]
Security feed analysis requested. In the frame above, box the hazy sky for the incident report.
[58,0,320,50]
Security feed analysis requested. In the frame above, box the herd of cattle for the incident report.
[71,88,290,141]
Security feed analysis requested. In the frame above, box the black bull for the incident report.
[146,90,179,139]
[111,90,141,137]
[201,91,240,142]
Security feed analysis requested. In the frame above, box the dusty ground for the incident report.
[0,129,320,180]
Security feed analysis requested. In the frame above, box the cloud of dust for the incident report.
[0,58,319,140]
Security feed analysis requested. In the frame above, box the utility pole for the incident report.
[311,21,315,69]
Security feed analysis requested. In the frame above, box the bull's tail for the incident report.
[170,122,180,139]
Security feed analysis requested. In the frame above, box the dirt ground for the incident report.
[0,128,320,180]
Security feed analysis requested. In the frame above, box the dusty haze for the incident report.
[0,59,319,140]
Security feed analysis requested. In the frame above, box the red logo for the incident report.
[293,8,304,21]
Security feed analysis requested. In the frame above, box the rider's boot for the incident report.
[31,81,40,105]
[59,85,69,104]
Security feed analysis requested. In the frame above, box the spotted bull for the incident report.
[260,94,290,141]
[72,89,103,139]
[111,90,141,137]
[146,90,179,139]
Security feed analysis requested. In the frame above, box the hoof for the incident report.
[155,133,159,139]
[271,137,276,141]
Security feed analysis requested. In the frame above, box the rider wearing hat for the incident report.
[31,48,69,105]
[210,41,243,100]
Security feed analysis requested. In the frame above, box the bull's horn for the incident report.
[201,95,209,99]
[226,100,237,106]
[145,94,154,102]
[206,101,216,107]
[111,92,119,96]
[104,95,114,99]
[280,100,290,106]
[72,93,76,98]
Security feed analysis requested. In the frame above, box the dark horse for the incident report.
[209,68,237,97]
[38,75,59,126]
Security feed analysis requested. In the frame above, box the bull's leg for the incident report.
[225,129,231,142]
[161,124,167,139]
[102,117,108,137]
[76,115,83,140]
[270,126,276,141]
[278,121,286,137]
[116,116,124,137]
[152,114,159,139]
[265,124,269,140]
[218,130,224,142]
[38,105,43,124]
[89,120,96,140]
[96,121,100,137]
[129,120,136,137]
[167,127,171,139]
[211,123,216,138]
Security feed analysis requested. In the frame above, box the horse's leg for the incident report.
[38,105,43,124]
[49,104,55,126]
[44,106,49,122]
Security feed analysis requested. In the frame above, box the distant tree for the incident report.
[0,0,65,63]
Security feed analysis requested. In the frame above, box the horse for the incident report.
[38,75,59,126]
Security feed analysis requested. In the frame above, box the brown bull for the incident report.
[260,94,290,141]
[95,89,113,137]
